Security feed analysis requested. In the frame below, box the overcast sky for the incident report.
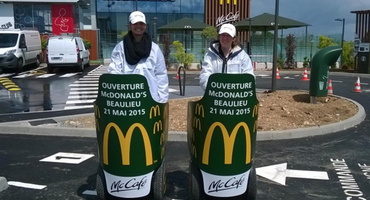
[251,0,370,41]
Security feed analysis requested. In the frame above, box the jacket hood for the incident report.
[209,40,244,59]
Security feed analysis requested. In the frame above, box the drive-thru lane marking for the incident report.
[40,152,94,164]
[256,163,329,186]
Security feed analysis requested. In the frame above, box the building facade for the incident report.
[0,0,251,61]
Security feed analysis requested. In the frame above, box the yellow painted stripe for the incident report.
[2,82,15,85]
[0,80,11,83]
[8,88,21,91]
[4,85,19,89]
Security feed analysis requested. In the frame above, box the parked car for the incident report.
[47,35,90,73]
[0,29,42,73]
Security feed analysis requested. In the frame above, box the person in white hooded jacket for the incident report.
[199,23,254,90]
[107,11,169,103]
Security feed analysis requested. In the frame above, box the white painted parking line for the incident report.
[70,91,98,94]
[12,74,34,78]
[69,83,98,87]
[331,80,343,83]
[0,74,13,78]
[64,105,94,110]
[73,80,99,83]
[68,95,97,99]
[85,75,102,77]
[66,99,96,104]
[70,87,99,91]
[59,73,77,78]
[40,152,94,164]
[8,181,47,190]
[79,77,100,81]
[36,74,55,78]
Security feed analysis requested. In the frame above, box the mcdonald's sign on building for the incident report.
[205,0,251,43]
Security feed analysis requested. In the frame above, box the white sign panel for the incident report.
[201,170,249,197]
[0,4,15,29]
[104,171,153,198]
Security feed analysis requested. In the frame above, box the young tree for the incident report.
[201,26,218,41]
[317,35,336,49]
[172,40,194,69]
[161,34,171,68]
[285,34,296,69]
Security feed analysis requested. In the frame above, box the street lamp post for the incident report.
[248,18,252,55]
[271,0,279,92]
[152,17,158,43]
[335,18,345,68]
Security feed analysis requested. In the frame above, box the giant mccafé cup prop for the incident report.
[187,73,258,199]
[94,74,168,199]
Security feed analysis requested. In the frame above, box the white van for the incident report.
[0,29,42,73]
[47,35,90,73]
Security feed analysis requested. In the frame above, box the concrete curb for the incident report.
[0,96,365,141]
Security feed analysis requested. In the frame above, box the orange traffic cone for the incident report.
[327,79,333,95]
[301,68,309,81]
[276,68,281,79]
[354,77,361,93]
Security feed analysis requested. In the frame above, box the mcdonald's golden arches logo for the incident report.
[193,117,202,131]
[253,104,259,132]
[202,122,252,165]
[195,103,204,117]
[150,105,161,119]
[220,0,237,5]
[103,122,153,166]
[153,120,163,134]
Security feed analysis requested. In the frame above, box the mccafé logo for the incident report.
[202,122,252,165]
[216,11,240,27]
[103,122,153,166]
[220,0,237,5]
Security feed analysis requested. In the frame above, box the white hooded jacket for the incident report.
[107,41,169,103]
[199,41,254,90]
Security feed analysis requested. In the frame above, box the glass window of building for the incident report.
[96,0,205,60]
[14,4,52,33]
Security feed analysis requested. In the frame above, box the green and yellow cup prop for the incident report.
[94,74,168,199]
[187,73,258,198]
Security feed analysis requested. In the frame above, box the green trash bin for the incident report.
[309,46,341,101]
[357,52,370,73]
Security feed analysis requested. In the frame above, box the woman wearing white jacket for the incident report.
[107,11,169,103]
[199,23,254,90]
